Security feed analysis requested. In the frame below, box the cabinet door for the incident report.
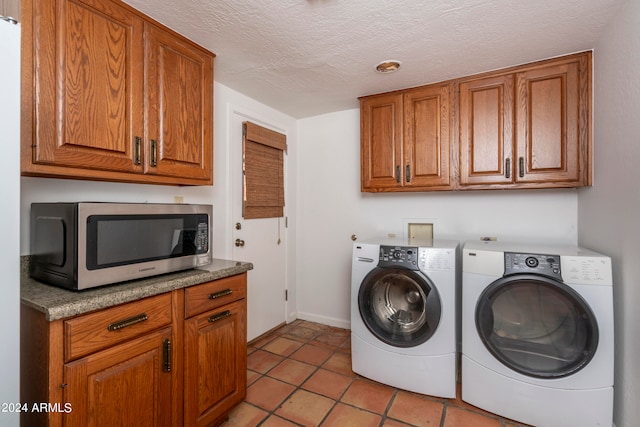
[404,84,452,188]
[360,93,403,191]
[459,74,515,186]
[515,57,588,185]
[30,0,144,173]
[184,300,247,427]
[144,23,214,182]
[64,327,174,427]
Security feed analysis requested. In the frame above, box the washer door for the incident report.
[476,274,599,378]
[358,267,441,348]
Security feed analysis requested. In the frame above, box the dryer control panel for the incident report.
[378,246,419,270]
[504,252,562,280]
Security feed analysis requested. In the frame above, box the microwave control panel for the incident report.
[196,221,209,253]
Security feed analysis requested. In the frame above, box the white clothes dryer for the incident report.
[462,240,614,427]
[351,238,459,398]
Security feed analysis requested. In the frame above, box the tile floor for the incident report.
[223,320,532,427]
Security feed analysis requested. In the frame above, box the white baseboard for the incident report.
[294,311,351,330]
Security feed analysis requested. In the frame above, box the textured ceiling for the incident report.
[124,0,625,118]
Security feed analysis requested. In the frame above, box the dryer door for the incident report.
[358,267,441,348]
[476,274,599,378]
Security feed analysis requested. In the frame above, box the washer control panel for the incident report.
[378,246,419,269]
[504,252,562,280]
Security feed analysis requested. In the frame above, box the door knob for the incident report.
[235,239,245,247]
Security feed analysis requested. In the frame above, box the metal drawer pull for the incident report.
[107,313,149,331]
[208,310,232,323]
[209,289,233,300]
[505,158,511,178]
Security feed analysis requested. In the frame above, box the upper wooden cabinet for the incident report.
[360,51,592,192]
[361,83,453,191]
[459,52,591,189]
[21,0,214,185]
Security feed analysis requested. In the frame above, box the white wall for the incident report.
[578,0,640,425]
[296,109,579,328]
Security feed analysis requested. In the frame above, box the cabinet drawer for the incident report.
[185,274,246,318]
[64,293,172,362]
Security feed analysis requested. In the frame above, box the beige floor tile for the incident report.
[321,402,382,427]
[267,358,316,386]
[275,389,335,426]
[340,378,395,414]
[247,349,284,374]
[312,331,349,349]
[246,376,295,411]
[231,321,541,427]
[387,390,444,427]
[290,343,334,366]
[381,419,413,427]
[443,406,502,427]
[263,337,305,356]
[322,352,355,377]
[260,415,300,427]
[302,368,353,400]
[223,402,268,426]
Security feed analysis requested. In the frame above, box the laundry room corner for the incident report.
[295,109,579,328]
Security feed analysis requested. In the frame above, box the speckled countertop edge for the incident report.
[20,257,253,321]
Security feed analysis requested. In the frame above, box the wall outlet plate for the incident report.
[408,223,434,240]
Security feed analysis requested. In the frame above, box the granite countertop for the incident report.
[21,257,253,321]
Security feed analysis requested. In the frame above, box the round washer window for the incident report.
[476,274,598,378]
[358,267,441,347]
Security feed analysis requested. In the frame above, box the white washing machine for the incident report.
[462,240,614,427]
[351,238,459,398]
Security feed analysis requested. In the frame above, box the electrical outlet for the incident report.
[174,196,184,204]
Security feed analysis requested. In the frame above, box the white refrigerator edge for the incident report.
[0,16,21,427]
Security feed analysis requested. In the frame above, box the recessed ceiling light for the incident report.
[375,60,402,73]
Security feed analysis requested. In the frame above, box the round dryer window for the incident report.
[476,274,599,379]
[358,267,441,347]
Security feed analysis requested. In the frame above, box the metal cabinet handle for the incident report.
[235,239,245,247]
[107,313,148,331]
[134,136,142,165]
[208,310,232,323]
[406,164,411,183]
[505,158,511,179]
[150,139,158,167]
[209,289,232,300]
[396,165,400,183]
[162,339,172,372]
[519,157,525,178]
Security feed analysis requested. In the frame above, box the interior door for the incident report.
[231,112,287,341]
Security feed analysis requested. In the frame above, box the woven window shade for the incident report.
[243,121,287,219]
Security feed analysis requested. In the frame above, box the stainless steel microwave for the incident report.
[30,202,212,290]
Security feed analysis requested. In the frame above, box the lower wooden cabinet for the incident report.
[183,274,247,427]
[21,273,248,427]
[184,300,247,426]
[63,327,175,427]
